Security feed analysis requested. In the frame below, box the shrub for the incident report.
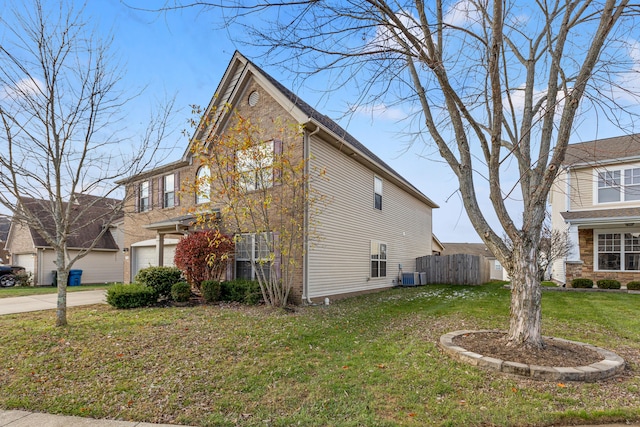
[596,279,621,289]
[15,271,33,287]
[220,279,262,305]
[174,230,235,291]
[571,278,594,288]
[134,266,182,300]
[107,284,156,309]
[201,280,222,303]
[627,281,640,291]
[171,282,192,302]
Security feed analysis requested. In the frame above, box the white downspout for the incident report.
[303,124,320,305]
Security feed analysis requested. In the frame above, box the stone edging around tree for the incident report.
[439,330,625,382]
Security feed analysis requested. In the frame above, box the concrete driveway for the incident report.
[0,289,106,315]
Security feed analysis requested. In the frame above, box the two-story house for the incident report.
[121,51,438,303]
[550,135,640,285]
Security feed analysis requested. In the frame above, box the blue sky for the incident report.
[82,0,482,242]
[3,1,636,243]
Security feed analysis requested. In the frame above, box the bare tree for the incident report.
[144,0,638,348]
[504,218,572,281]
[538,225,572,282]
[0,0,174,326]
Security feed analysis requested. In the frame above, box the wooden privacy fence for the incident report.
[415,254,491,285]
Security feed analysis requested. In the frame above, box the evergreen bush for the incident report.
[106,284,156,309]
[596,279,621,289]
[571,278,594,288]
[171,282,192,302]
[220,279,262,305]
[134,266,182,300]
[201,280,222,303]
[627,281,640,291]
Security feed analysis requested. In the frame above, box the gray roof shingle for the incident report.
[563,134,640,166]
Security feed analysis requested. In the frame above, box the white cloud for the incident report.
[443,0,483,27]
[350,103,408,121]
[0,77,43,101]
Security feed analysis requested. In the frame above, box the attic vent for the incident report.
[248,91,259,107]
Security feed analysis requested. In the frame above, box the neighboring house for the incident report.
[121,51,438,303]
[550,134,640,285]
[440,242,506,281]
[0,215,11,264]
[432,235,445,255]
[6,194,124,286]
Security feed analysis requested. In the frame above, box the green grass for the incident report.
[0,282,639,427]
[0,283,114,298]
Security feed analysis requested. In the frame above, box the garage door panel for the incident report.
[132,245,176,278]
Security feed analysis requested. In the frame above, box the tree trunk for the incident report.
[507,240,544,348]
[55,251,68,327]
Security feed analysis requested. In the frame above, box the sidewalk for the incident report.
[0,409,193,426]
[0,289,107,315]
[0,409,636,427]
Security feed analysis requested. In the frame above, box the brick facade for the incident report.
[565,228,640,286]
[122,79,306,301]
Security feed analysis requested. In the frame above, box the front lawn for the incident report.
[0,283,639,427]
[0,283,114,298]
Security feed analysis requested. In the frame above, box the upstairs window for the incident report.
[374,176,383,210]
[196,166,211,204]
[597,167,640,203]
[139,181,150,212]
[370,241,387,278]
[598,170,621,203]
[163,174,175,208]
[624,168,640,201]
[237,142,274,192]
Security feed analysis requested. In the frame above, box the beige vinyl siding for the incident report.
[307,136,432,299]
[41,249,124,285]
[568,167,593,210]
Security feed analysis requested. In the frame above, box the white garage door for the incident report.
[132,244,178,278]
[12,254,34,275]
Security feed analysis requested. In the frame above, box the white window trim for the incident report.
[236,141,274,192]
[139,181,150,212]
[374,176,383,210]
[163,174,175,208]
[593,164,640,205]
[196,166,211,205]
[370,240,387,278]
[235,232,274,280]
[593,228,640,272]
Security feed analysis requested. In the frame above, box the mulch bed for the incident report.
[453,331,603,367]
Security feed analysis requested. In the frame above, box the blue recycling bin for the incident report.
[68,269,83,286]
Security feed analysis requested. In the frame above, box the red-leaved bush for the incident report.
[174,230,235,290]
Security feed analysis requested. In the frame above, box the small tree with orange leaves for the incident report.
[187,108,326,307]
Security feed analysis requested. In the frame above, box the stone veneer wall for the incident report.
[565,228,640,286]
